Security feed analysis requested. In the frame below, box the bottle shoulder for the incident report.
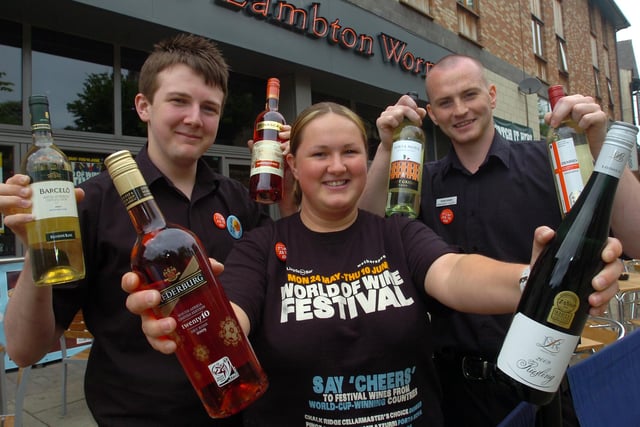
[23,143,72,175]
[393,120,425,143]
[256,109,286,124]
[549,119,586,142]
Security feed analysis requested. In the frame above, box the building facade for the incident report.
[0,0,631,258]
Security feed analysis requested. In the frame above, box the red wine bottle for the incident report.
[105,150,268,418]
[249,77,286,204]
[497,121,638,405]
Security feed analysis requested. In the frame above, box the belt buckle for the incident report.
[461,355,493,381]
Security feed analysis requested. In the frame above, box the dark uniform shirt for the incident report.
[52,145,271,427]
[421,132,562,356]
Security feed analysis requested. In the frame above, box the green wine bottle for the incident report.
[497,121,638,405]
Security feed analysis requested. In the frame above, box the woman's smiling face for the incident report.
[287,112,368,223]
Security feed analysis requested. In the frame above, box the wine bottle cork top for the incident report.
[266,78,280,99]
[29,95,49,106]
[407,91,419,101]
[104,150,138,179]
[606,121,639,152]
[28,95,51,129]
[548,85,565,109]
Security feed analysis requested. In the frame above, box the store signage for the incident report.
[494,117,534,141]
[216,0,435,77]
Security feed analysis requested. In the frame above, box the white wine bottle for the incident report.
[385,91,425,218]
[23,95,85,286]
[497,121,638,405]
[546,85,593,216]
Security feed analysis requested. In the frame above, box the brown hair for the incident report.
[288,102,368,205]
[138,33,229,104]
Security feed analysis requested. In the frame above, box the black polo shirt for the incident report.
[419,132,562,357]
[52,145,271,426]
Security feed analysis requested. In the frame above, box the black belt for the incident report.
[434,353,497,382]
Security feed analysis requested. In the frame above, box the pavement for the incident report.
[3,360,97,427]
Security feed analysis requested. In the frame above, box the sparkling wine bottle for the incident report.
[546,85,594,216]
[385,91,426,218]
[22,95,85,286]
[249,77,286,204]
[105,150,268,418]
[497,121,638,405]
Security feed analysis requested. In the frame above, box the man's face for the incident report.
[426,59,497,147]
[135,63,224,169]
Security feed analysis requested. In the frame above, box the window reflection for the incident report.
[0,19,22,125]
[0,145,16,255]
[219,74,265,147]
[32,28,114,132]
[121,47,148,137]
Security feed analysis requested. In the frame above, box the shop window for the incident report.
[606,78,613,107]
[530,0,542,19]
[399,0,431,16]
[218,73,266,147]
[557,38,568,74]
[532,18,544,58]
[458,0,477,11]
[601,14,609,48]
[0,145,17,256]
[590,34,598,68]
[593,68,601,99]
[535,56,547,82]
[65,150,107,186]
[354,102,384,161]
[32,28,114,133]
[538,97,551,141]
[0,19,22,126]
[457,1,479,42]
[553,0,563,38]
[121,47,148,137]
[588,3,597,35]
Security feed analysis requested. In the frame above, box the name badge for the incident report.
[436,196,457,207]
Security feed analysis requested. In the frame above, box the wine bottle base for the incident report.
[386,206,418,219]
[200,377,268,418]
[252,191,281,204]
[33,266,85,286]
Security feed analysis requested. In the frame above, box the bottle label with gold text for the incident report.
[159,257,208,308]
[546,290,579,328]
[250,139,284,177]
[256,120,283,132]
[497,313,580,392]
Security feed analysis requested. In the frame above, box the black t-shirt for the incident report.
[221,210,454,426]
[52,145,271,426]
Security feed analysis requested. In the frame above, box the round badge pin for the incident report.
[275,242,287,261]
[213,212,226,229]
[440,208,454,225]
[226,215,243,239]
